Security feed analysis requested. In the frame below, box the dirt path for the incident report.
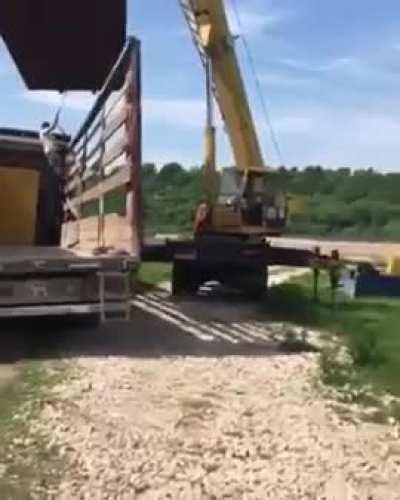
[23,286,399,500]
[0,365,17,391]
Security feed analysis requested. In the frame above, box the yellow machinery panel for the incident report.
[0,167,40,245]
[387,256,400,277]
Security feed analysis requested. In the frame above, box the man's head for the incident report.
[41,121,50,130]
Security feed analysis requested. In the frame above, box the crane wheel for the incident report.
[172,261,200,296]
[244,266,268,299]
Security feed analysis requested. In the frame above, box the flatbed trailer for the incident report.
[143,236,338,297]
[0,38,142,321]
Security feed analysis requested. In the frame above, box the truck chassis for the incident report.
[143,236,337,297]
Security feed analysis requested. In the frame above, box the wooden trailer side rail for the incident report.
[62,37,142,258]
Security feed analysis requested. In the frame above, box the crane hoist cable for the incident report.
[229,0,284,167]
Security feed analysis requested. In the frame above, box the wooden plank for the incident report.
[67,156,82,175]
[77,106,126,168]
[68,157,85,179]
[71,40,135,147]
[63,214,133,255]
[104,107,127,143]
[74,117,102,157]
[86,148,102,172]
[82,106,127,166]
[104,152,127,177]
[67,165,130,210]
[74,88,126,158]
[65,177,79,196]
[105,87,127,119]
[66,148,126,196]
[103,134,127,168]
[85,132,104,165]
[67,137,126,195]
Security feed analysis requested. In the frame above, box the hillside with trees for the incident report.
[141,163,400,241]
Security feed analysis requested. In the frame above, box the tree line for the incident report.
[141,162,400,241]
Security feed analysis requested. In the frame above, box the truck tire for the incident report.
[172,261,199,296]
[245,265,268,299]
[81,313,101,327]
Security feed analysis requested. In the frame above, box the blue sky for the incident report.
[1,0,400,171]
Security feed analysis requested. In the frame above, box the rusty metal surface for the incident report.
[0,0,126,90]
[142,238,335,269]
[0,246,135,275]
[125,40,143,259]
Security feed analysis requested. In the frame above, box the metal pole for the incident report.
[204,58,218,206]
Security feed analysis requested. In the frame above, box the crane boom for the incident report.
[179,0,266,173]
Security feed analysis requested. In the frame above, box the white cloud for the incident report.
[320,57,358,72]
[143,97,206,129]
[23,91,96,111]
[279,56,359,73]
[273,115,315,135]
[227,8,286,37]
[270,104,400,171]
[143,147,201,169]
[22,92,218,130]
[142,104,400,171]
[259,72,312,88]
[143,97,227,129]
[20,89,400,172]
[172,1,291,40]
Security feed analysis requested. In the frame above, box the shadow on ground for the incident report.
[0,289,316,364]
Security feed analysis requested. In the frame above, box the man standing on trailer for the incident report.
[39,109,65,177]
[38,108,68,245]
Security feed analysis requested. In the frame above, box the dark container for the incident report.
[0,128,69,245]
[0,0,126,90]
[356,270,400,298]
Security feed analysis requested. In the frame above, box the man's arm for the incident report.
[47,108,61,133]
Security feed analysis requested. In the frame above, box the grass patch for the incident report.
[137,263,172,288]
[268,273,400,398]
[0,362,66,498]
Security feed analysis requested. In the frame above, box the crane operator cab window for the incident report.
[218,167,287,229]
[218,168,242,206]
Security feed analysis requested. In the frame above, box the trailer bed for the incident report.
[0,246,136,319]
[0,246,135,276]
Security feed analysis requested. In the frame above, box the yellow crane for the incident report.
[179,0,287,238]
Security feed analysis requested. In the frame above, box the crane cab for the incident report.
[205,167,287,238]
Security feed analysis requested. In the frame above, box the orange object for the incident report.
[0,167,40,245]
[193,203,211,235]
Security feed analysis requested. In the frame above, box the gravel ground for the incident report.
[0,365,17,390]
[26,287,400,499]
